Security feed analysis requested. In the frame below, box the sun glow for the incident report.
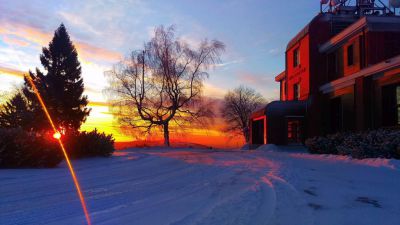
[25,74,92,225]
[53,132,61,140]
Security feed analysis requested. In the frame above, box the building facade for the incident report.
[250,1,400,146]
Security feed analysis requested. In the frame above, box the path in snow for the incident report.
[1,145,399,225]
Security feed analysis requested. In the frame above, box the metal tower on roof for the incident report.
[320,0,399,16]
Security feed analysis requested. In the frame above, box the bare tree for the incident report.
[221,86,266,143]
[105,25,225,146]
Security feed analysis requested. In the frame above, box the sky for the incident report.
[0,0,320,147]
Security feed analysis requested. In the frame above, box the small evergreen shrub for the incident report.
[0,128,63,168]
[305,128,400,159]
[305,136,338,155]
[66,129,115,158]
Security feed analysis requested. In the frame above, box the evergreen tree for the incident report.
[22,70,49,131]
[0,93,33,129]
[23,24,90,133]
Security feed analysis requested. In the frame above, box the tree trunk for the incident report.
[163,122,170,147]
[243,127,250,144]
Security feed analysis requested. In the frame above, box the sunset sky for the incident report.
[0,0,320,147]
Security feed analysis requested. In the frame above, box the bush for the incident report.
[65,129,115,158]
[0,128,63,168]
[305,128,400,159]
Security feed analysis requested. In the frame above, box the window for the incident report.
[293,83,300,100]
[287,118,302,143]
[384,34,400,60]
[293,48,300,67]
[330,97,343,133]
[382,84,400,126]
[347,44,354,66]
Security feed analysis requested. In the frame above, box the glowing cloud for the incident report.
[0,66,26,79]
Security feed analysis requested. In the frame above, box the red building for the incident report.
[250,0,400,146]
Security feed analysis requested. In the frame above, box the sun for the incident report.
[53,132,62,140]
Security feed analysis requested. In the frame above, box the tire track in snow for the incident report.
[0,148,319,225]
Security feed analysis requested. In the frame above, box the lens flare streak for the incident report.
[25,74,92,225]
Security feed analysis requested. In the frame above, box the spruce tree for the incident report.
[23,24,90,133]
[0,93,33,129]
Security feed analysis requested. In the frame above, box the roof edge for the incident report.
[275,71,286,82]
[320,54,400,93]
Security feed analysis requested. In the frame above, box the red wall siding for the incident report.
[280,80,286,101]
[286,34,310,101]
[343,35,362,76]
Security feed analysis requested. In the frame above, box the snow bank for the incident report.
[288,153,399,170]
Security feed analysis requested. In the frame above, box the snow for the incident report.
[1,145,400,225]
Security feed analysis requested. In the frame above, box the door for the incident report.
[286,117,304,144]
[251,118,265,145]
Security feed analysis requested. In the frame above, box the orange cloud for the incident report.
[75,42,122,63]
[0,23,51,46]
[88,101,110,107]
[238,73,273,85]
[203,83,226,98]
[0,66,26,79]
[2,35,30,47]
[0,21,122,63]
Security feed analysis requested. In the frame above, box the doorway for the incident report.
[286,117,304,144]
[251,118,265,145]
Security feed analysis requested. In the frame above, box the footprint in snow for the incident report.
[308,203,323,210]
[303,188,317,196]
[355,197,382,208]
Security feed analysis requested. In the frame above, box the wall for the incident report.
[286,34,310,101]
[343,35,362,76]
[366,31,400,65]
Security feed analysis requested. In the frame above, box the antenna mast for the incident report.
[320,0,396,16]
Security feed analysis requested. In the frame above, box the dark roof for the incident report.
[251,100,307,119]
[286,13,330,51]
[320,16,400,53]
[286,13,359,51]
[286,21,311,51]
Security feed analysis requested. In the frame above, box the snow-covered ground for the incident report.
[1,145,400,225]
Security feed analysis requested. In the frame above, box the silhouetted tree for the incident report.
[0,93,33,129]
[23,24,90,133]
[106,25,224,146]
[221,86,266,143]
